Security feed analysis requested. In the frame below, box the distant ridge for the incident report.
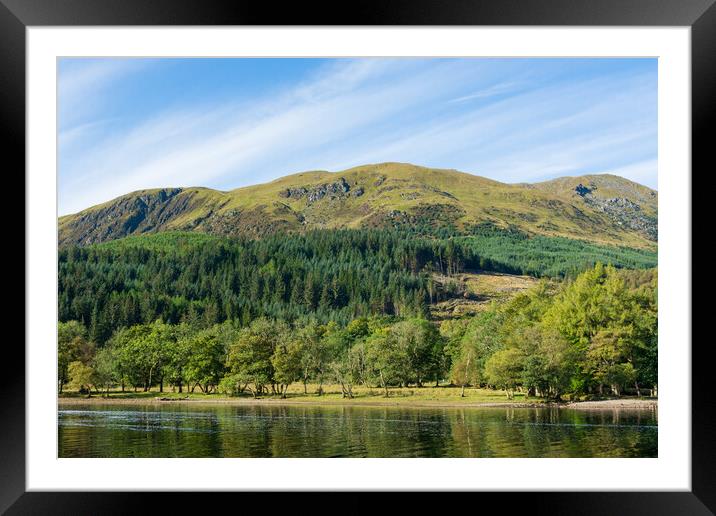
[59,162,657,249]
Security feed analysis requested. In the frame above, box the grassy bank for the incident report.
[58,383,657,409]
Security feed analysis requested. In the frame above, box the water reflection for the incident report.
[58,403,657,458]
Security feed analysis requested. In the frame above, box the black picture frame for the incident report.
[3,0,710,513]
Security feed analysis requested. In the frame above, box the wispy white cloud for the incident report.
[449,81,523,103]
[58,58,657,215]
[59,59,470,213]
[591,159,658,189]
[301,71,656,185]
[58,59,148,132]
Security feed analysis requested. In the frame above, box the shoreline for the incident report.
[57,396,658,410]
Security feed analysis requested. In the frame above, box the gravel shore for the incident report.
[58,396,658,410]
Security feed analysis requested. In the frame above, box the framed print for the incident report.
[4,0,712,513]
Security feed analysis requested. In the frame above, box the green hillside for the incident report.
[59,228,656,344]
[59,163,658,249]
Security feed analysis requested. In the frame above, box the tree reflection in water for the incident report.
[58,403,657,458]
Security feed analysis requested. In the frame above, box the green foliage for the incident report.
[518,327,574,399]
[92,346,120,395]
[183,326,229,393]
[226,318,290,397]
[58,321,94,393]
[66,361,94,396]
[59,229,467,342]
[59,229,656,346]
[59,247,657,400]
[390,318,444,387]
[438,263,657,399]
[485,348,524,399]
[363,328,409,396]
[540,263,657,394]
[457,231,657,278]
[448,309,504,388]
[271,339,304,398]
[360,318,445,396]
[95,231,222,253]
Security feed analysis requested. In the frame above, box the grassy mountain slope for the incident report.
[59,162,658,249]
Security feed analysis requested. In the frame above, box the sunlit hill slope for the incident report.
[58,162,657,249]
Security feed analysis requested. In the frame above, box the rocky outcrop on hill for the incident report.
[574,184,657,241]
[58,188,188,246]
[278,177,363,204]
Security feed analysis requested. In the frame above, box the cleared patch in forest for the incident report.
[429,270,539,320]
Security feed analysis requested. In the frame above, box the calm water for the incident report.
[58,403,657,458]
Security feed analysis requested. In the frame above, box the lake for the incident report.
[58,402,657,458]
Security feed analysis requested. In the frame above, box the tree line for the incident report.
[457,223,657,278]
[58,229,656,346]
[60,263,657,400]
[59,229,506,344]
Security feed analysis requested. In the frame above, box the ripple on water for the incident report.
[57,404,658,458]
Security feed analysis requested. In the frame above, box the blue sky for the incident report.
[58,57,657,215]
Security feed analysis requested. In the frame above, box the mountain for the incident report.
[58,162,657,249]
